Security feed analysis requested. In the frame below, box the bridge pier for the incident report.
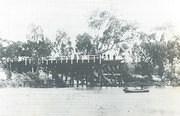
[77,77,79,87]
[81,73,85,87]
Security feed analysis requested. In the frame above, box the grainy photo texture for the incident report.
[0,0,180,116]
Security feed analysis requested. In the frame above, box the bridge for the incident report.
[2,55,128,87]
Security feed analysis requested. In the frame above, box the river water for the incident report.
[0,87,179,116]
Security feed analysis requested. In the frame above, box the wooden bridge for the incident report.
[2,55,129,87]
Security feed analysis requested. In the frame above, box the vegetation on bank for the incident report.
[0,10,180,87]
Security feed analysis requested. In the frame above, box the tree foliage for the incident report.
[26,24,44,42]
[88,11,137,54]
[22,25,53,57]
[21,38,52,57]
[132,32,180,78]
[76,33,95,55]
[1,41,23,58]
[52,30,73,56]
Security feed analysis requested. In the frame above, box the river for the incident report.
[0,87,179,116]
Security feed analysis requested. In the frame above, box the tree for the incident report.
[52,30,73,56]
[164,35,180,80]
[26,24,44,42]
[132,33,168,78]
[19,24,53,58]
[21,38,52,57]
[171,35,180,61]
[0,43,6,58]
[3,41,24,58]
[88,10,137,54]
[76,33,94,55]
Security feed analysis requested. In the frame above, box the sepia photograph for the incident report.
[0,0,180,116]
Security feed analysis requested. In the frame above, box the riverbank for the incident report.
[0,66,179,88]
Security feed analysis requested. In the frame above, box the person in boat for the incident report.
[140,85,144,90]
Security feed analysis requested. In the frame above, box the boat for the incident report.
[123,87,149,93]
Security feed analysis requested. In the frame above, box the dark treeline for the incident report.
[1,10,180,87]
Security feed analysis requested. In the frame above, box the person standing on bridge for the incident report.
[107,54,110,60]
[113,55,116,60]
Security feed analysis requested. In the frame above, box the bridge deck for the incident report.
[2,55,126,87]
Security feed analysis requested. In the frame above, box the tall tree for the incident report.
[132,33,167,78]
[3,41,24,58]
[22,24,52,57]
[21,38,52,57]
[0,43,6,58]
[26,24,44,42]
[52,30,73,56]
[88,10,137,54]
[76,33,94,55]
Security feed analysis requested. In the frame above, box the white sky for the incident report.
[0,0,180,41]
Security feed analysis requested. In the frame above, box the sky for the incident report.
[0,0,180,42]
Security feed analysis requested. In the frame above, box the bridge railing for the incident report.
[0,54,124,65]
[1,55,103,65]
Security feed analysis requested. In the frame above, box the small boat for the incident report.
[123,87,149,93]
